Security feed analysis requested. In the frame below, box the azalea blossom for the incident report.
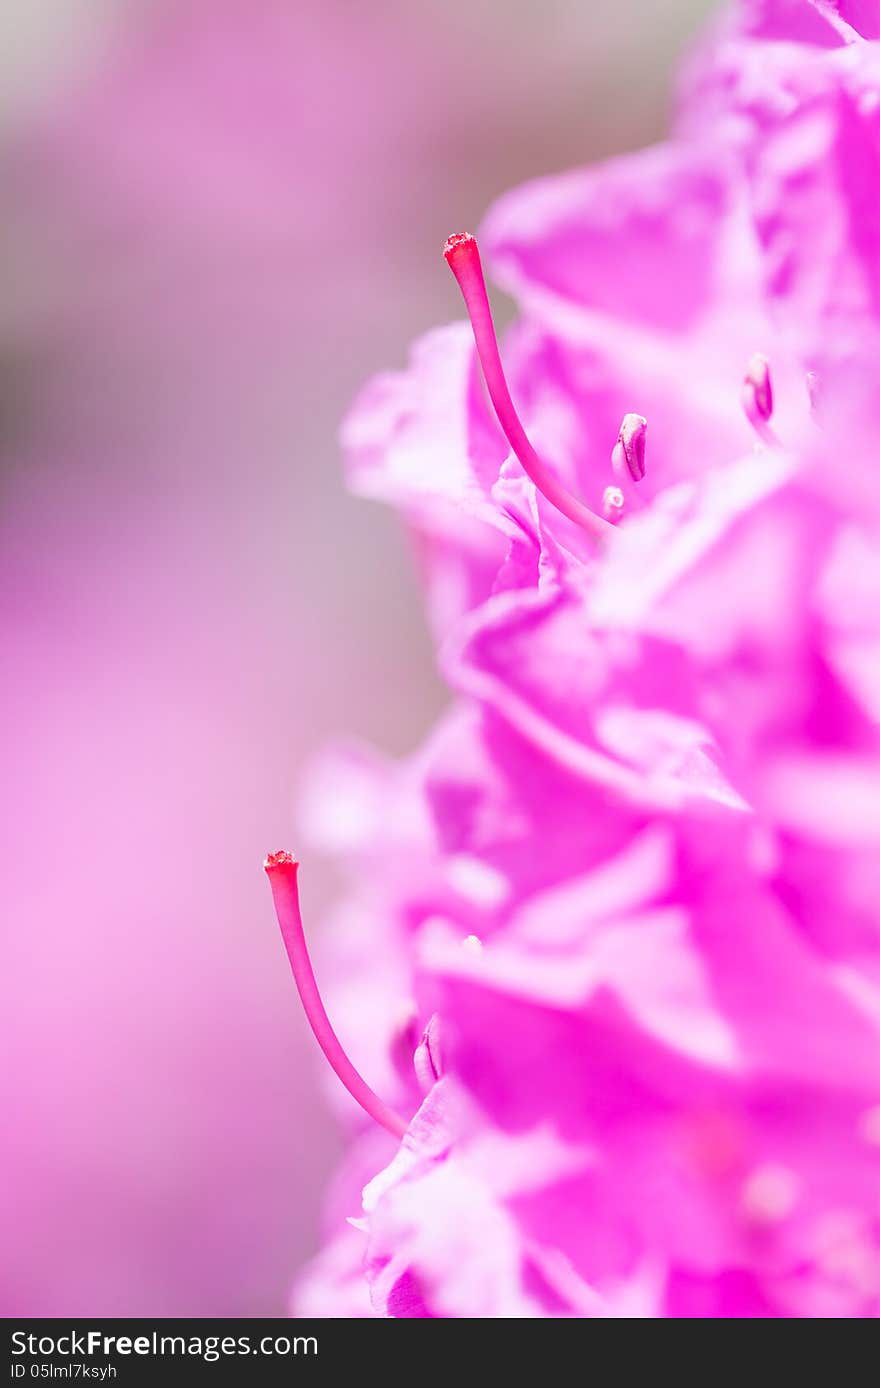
[266,0,880,1318]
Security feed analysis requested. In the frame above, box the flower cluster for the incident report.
[283,1,880,1317]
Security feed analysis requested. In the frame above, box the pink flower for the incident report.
[680,0,880,375]
[267,0,880,1318]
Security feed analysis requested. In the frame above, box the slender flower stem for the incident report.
[444,232,614,541]
[264,852,408,1139]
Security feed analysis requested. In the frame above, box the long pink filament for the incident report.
[444,232,613,541]
[264,852,408,1139]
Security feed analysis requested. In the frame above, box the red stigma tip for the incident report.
[443,231,476,264]
[264,850,297,872]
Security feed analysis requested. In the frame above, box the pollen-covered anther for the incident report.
[612,413,647,483]
[741,353,775,439]
[413,1013,443,1093]
[602,485,626,523]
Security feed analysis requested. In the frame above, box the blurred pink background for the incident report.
[0,0,714,1316]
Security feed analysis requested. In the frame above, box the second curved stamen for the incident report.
[444,232,614,542]
[264,852,408,1139]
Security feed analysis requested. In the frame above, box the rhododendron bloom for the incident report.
[267,0,880,1318]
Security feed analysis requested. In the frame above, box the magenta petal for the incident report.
[294,0,880,1318]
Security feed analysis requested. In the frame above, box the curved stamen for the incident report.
[742,353,777,444]
[413,1013,442,1094]
[444,232,613,541]
[612,413,647,484]
[264,852,408,1139]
